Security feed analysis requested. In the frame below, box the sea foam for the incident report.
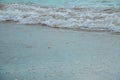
[0,3,120,32]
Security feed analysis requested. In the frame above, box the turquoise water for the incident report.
[1,0,120,7]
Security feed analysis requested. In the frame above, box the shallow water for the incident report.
[0,23,120,80]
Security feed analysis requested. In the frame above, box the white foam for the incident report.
[0,3,120,32]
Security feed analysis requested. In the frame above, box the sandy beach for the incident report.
[0,23,120,80]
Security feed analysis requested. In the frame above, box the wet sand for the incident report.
[0,23,120,80]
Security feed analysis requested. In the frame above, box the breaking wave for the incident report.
[0,3,120,32]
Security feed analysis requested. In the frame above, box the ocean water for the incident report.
[0,0,120,32]
[1,0,120,7]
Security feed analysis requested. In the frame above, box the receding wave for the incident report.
[0,3,120,32]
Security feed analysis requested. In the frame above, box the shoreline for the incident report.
[1,22,120,35]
